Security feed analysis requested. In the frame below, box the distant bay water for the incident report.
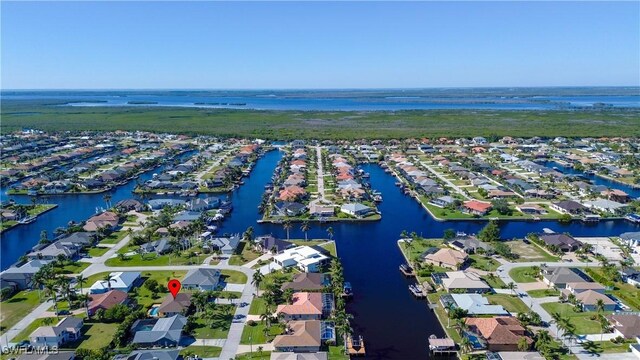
[2,87,639,111]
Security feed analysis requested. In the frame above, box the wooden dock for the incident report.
[409,283,427,299]
[428,336,456,356]
[347,335,366,356]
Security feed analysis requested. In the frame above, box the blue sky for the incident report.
[2,1,639,89]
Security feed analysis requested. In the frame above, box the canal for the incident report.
[2,149,640,359]
[542,160,640,198]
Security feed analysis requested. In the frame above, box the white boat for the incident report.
[18,216,37,224]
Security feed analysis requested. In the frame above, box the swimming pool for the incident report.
[464,332,485,350]
[149,306,160,316]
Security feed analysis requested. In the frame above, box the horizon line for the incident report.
[2,85,640,91]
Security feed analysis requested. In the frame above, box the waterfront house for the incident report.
[430,196,455,208]
[537,233,582,252]
[181,268,221,291]
[515,204,547,215]
[465,316,532,351]
[58,232,96,248]
[273,320,335,353]
[308,203,335,218]
[83,211,120,232]
[462,200,492,216]
[619,267,640,286]
[436,271,491,293]
[273,246,330,273]
[279,186,307,202]
[148,199,186,210]
[340,203,374,217]
[157,293,192,317]
[423,248,468,270]
[447,236,492,254]
[601,189,631,203]
[186,197,220,211]
[115,199,146,212]
[274,201,307,217]
[87,289,129,316]
[131,314,187,348]
[276,292,334,321]
[550,200,586,215]
[30,317,83,348]
[583,199,627,214]
[90,271,141,294]
[282,273,330,292]
[440,293,509,316]
[607,314,640,339]
[207,234,241,255]
[541,267,587,289]
[254,235,294,254]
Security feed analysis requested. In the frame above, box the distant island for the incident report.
[127,101,158,105]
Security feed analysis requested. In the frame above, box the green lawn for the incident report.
[398,238,445,264]
[235,352,271,360]
[507,240,560,262]
[180,346,222,358]
[598,339,636,353]
[468,254,500,271]
[75,323,118,349]
[105,250,205,266]
[191,305,235,339]
[509,266,540,283]
[241,323,285,344]
[482,275,507,289]
[87,247,109,257]
[221,269,248,284]
[249,297,267,315]
[0,290,43,334]
[229,241,262,266]
[586,268,640,311]
[528,289,561,298]
[320,241,338,257]
[12,317,58,341]
[541,302,607,334]
[60,261,90,274]
[486,294,529,314]
[99,231,129,245]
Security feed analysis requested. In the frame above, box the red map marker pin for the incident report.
[168,279,181,299]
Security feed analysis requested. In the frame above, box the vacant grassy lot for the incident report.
[241,322,285,344]
[0,290,42,334]
[75,322,118,349]
[99,230,129,245]
[528,289,561,298]
[486,294,529,313]
[468,254,500,271]
[509,266,540,283]
[229,241,262,266]
[541,302,607,334]
[221,269,248,284]
[506,240,559,262]
[4,100,639,139]
[192,305,235,339]
[249,297,267,315]
[180,346,222,358]
[87,247,109,257]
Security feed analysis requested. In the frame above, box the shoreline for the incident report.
[0,204,59,234]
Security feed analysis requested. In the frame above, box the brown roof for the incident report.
[88,290,128,313]
[282,273,326,291]
[465,317,531,346]
[607,314,640,338]
[424,248,468,267]
[273,320,321,348]
[158,292,192,314]
[575,290,616,306]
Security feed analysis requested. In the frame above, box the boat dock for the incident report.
[399,263,415,277]
[347,335,366,357]
[409,283,427,298]
[428,336,456,356]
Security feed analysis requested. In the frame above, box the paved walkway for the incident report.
[315,146,326,201]
[0,299,52,348]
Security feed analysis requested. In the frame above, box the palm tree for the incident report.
[44,282,59,317]
[103,273,115,290]
[301,221,310,241]
[596,299,606,314]
[581,340,603,357]
[103,194,112,209]
[534,330,553,353]
[76,274,86,294]
[326,226,334,240]
[252,271,264,296]
[598,313,609,342]
[78,293,90,318]
[507,282,516,296]
[459,336,472,354]
[283,220,292,240]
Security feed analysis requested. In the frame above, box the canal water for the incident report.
[2,149,640,359]
[542,160,640,198]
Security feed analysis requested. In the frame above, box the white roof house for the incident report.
[90,271,140,294]
[273,246,329,273]
[583,199,627,213]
